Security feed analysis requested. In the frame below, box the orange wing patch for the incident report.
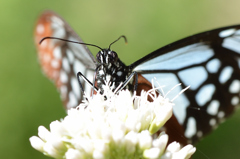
[34,12,62,88]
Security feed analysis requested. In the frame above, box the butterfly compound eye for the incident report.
[109,51,118,62]
[96,52,102,62]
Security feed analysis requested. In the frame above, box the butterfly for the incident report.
[34,11,240,146]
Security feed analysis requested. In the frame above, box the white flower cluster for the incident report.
[30,86,196,159]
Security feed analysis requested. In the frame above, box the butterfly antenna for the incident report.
[108,35,128,50]
[39,37,103,51]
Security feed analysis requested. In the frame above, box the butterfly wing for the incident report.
[130,26,240,144]
[34,11,97,109]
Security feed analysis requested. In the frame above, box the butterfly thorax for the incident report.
[95,49,132,92]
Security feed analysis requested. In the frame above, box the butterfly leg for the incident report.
[91,64,106,96]
[132,71,138,91]
[77,72,98,93]
[115,71,138,93]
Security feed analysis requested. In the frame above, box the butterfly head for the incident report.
[94,48,129,93]
[96,49,119,64]
[94,36,129,92]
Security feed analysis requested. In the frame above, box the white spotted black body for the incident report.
[95,49,132,93]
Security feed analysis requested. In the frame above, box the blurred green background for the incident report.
[1,1,240,158]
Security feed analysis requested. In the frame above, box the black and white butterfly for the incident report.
[34,11,240,146]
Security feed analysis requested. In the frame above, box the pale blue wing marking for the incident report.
[195,84,216,106]
[219,66,234,84]
[206,58,221,73]
[185,117,197,138]
[222,37,240,54]
[178,66,208,90]
[134,43,214,71]
[207,100,220,115]
[219,28,236,38]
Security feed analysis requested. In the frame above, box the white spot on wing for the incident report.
[62,57,71,73]
[51,59,59,68]
[60,85,67,100]
[37,24,44,34]
[209,118,217,126]
[197,131,203,138]
[207,100,220,115]
[73,59,85,75]
[185,117,197,138]
[229,80,240,93]
[219,28,236,38]
[219,66,233,84]
[60,71,68,83]
[51,16,64,25]
[71,76,81,99]
[196,84,216,106]
[206,58,221,73]
[66,49,74,64]
[53,47,62,59]
[231,96,239,105]
[51,16,65,38]
[52,25,66,38]
[178,66,207,90]
[67,91,78,108]
[218,111,225,118]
